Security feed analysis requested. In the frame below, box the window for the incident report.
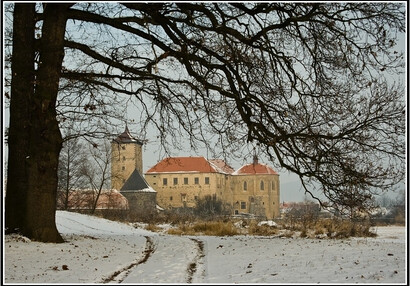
[163,178,168,186]
[194,177,199,184]
[205,177,210,184]
[173,178,178,185]
[241,202,246,209]
[243,181,247,191]
[184,177,188,185]
[260,180,264,190]
[170,196,173,201]
[122,156,126,161]
[122,166,125,171]
[271,181,275,191]
[194,196,198,200]
[234,210,239,215]
[181,194,187,202]
[121,146,126,150]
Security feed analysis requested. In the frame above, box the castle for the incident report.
[111,127,280,219]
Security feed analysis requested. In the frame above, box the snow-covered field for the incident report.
[3,211,407,284]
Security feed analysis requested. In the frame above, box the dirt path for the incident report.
[187,238,206,283]
[119,235,205,284]
[101,236,156,283]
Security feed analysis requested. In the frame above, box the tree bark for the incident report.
[23,3,72,242]
[5,4,36,234]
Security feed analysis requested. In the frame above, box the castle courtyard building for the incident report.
[145,156,280,219]
[144,157,233,209]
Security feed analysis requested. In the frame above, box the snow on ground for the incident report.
[3,211,407,284]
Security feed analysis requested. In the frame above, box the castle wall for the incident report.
[145,172,227,209]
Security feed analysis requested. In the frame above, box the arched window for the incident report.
[243,181,247,191]
[260,180,264,190]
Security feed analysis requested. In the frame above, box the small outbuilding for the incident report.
[120,168,157,217]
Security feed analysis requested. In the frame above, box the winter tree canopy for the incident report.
[4,2,405,242]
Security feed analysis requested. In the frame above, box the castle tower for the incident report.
[111,126,143,190]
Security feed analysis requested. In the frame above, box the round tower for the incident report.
[111,126,143,191]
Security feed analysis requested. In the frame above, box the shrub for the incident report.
[300,229,307,238]
[194,195,231,219]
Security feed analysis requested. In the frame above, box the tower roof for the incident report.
[120,169,156,193]
[113,126,143,145]
[234,158,278,175]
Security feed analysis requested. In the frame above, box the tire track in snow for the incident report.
[101,236,156,283]
[57,216,116,235]
[187,238,205,283]
[56,213,122,236]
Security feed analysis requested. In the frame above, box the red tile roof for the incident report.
[146,157,224,173]
[58,189,128,210]
[209,159,235,174]
[234,163,278,175]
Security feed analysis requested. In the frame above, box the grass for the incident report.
[167,221,238,236]
[144,223,163,232]
[247,221,278,236]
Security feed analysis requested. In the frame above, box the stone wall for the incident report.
[120,191,157,216]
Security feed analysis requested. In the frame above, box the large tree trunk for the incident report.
[5,4,36,234]
[23,4,72,242]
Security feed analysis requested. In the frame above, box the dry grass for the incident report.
[278,230,295,238]
[144,224,162,232]
[166,221,238,236]
[279,217,377,239]
[86,209,378,239]
[248,221,278,236]
[155,217,377,238]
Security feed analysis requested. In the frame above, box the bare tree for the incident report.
[57,135,88,210]
[80,140,112,214]
[4,3,405,242]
